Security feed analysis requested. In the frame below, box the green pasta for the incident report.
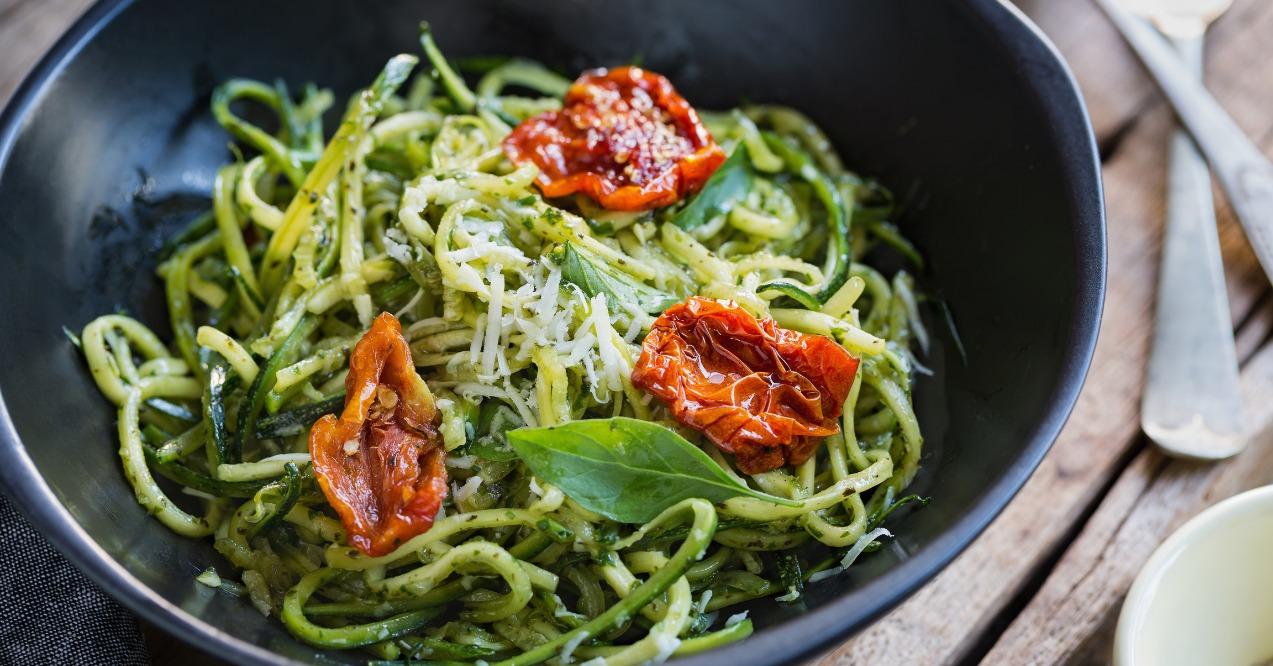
[76,31,930,664]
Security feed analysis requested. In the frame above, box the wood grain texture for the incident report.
[819,94,1180,666]
[1236,294,1273,361]
[817,0,1273,664]
[0,0,93,103]
[1009,0,1153,142]
[976,1,1273,662]
[981,342,1273,665]
[963,203,1273,658]
[5,2,1272,666]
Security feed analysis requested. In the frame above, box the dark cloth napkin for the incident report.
[0,491,149,665]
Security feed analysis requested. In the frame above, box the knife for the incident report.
[1097,0,1273,288]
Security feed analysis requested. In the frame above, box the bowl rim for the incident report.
[1113,484,1273,666]
[0,0,1106,664]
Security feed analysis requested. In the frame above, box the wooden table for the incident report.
[6,1,1273,664]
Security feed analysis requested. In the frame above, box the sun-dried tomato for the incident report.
[631,297,859,474]
[309,313,447,556]
[502,66,725,211]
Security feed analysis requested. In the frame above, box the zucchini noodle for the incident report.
[76,36,930,664]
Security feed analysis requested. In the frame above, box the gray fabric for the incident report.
[0,491,149,665]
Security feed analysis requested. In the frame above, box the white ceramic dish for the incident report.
[1115,484,1273,666]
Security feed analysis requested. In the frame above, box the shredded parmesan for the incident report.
[808,528,893,583]
[652,633,682,663]
[480,265,504,379]
[695,590,713,614]
[446,454,477,469]
[452,476,482,504]
[559,630,590,663]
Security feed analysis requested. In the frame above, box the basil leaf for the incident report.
[555,242,678,315]
[507,417,798,523]
[671,143,753,230]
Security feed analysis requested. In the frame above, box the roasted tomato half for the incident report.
[309,313,447,556]
[631,297,859,474]
[502,66,725,211]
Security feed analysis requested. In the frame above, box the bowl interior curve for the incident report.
[0,1,1103,664]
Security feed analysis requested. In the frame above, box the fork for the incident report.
[1120,0,1246,459]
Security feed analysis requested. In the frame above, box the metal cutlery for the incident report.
[1120,0,1245,459]
[1097,0,1273,286]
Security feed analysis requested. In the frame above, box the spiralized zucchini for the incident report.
[77,33,928,664]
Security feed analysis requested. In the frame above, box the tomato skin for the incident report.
[502,66,725,211]
[631,297,859,474]
[309,313,447,557]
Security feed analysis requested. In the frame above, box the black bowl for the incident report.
[0,1,1104,664]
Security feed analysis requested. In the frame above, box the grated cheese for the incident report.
[452,476,482,504]
[558,630,590,663]
[652,633,682,663]
[480,265,505,380]
[695,590,713,614]
[808,528,893,583]
[446,454,478,470]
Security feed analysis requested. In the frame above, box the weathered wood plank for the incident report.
[818,0,1273,663]
[974,2,1273,657]
[6,2,1272,665]
[1203,0,1273,331]
[981,341,1273,665]
[1236,294,1273,362]
[1012,0,1155,141]
[0,0,93,104]
[820,100,1178,666]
